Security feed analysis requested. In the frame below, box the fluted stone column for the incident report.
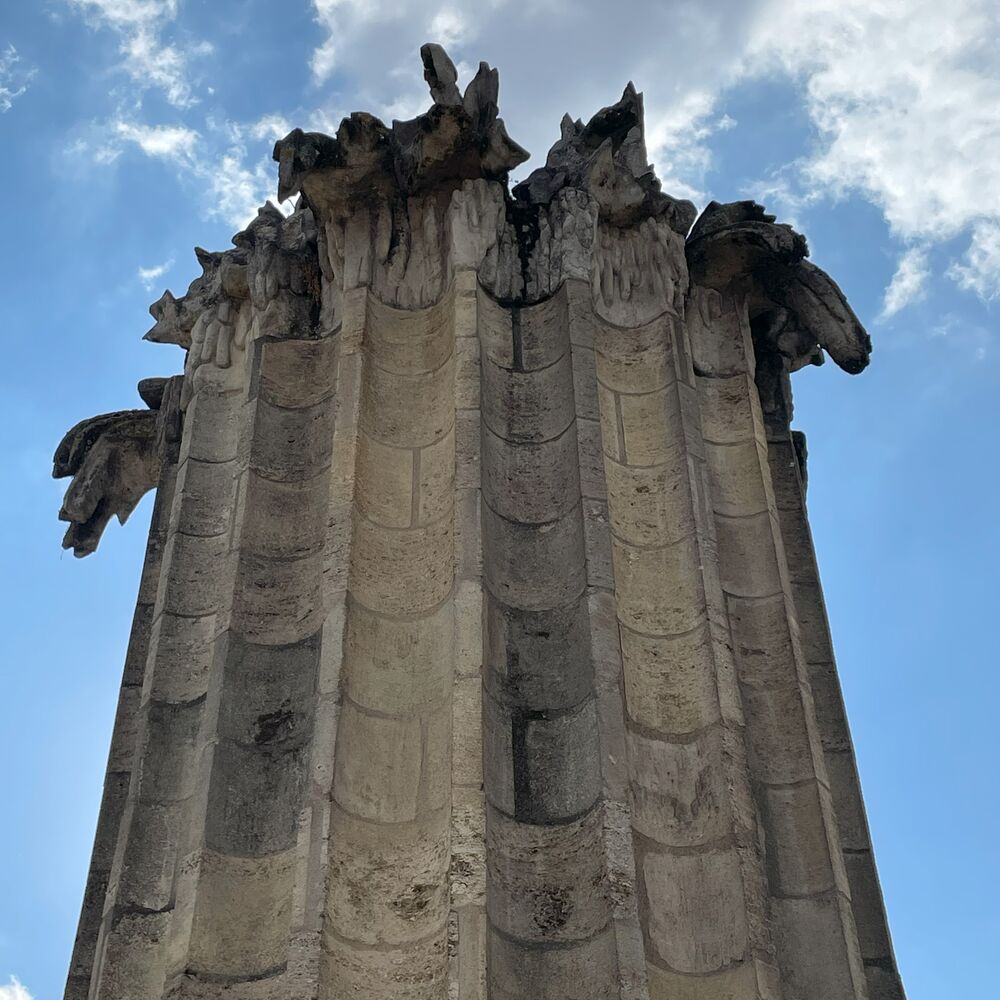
[55,43,906,1000]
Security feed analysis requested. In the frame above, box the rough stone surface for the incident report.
[56,43,905,1000]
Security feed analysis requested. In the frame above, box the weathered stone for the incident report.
[57,42,903,1000]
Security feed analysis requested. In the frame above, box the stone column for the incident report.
[92,358,249,1000]
[593,235,779,1000]
[480,284,617,1000]
[319,195,458,1000]
[691,285,867,999]
[758,357,905,1000]
[64,415,179,1000]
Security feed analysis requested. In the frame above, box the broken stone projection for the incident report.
[55,43,905,1000]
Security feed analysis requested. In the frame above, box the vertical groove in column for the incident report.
[594,299,779,1000]
[65,456,178,1000]
[762,367,904,1000]
[479,286,618,1000]
[691,285,867,1000]
[566,279,649,1000]
[92,359,250,1000]
[319,287,456,1000]
[176,336,335,992]
[449,268,487,1000]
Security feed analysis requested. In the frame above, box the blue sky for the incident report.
[1,2,997,997]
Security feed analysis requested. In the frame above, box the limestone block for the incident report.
[216,632,319,749]
[106,686,142,774]
[345,600,454,715]
[571,342,600,421]
[482,507,586,611]
[205,741,308,855]
[455,488,483,580]
[645,959,776,1000]
[583,499,614,589]
[604,454,694,547]
[740,684,818,785]
[95,911,171,1000]
[148,612,218,703]
[241,469,328,556]
[455,411,481,489]
[416,428,456,525]
[486,924,618,1000]
[320,927,448,1000]
[455,335,481,410]
[481,355,576,445]
[843,851,895,960]
[825,752,870,849]
[172,459,238,538]
[594,318,673,395]
[758,782,842,897]
[360,357,455,448]
[610,535,706,635]
[791,581,834,662]
[620,623,720,735]
[640,846,749,974]
[617,389,680,468]
[626,726,728,847]
[482,425,581,523]
[484,594,593,710]
[356,432,415,528]
[180,389,244,465]
[233,551,324,645]
[478,291,568,371]
[123,602,155,687]
[116,800,184,911]
[453,580,483,680]
[250,398,335,482]
[697,375,761,446]
[367,295,453,374]
[577,418,607,501]
[259,337,337,408]
[705,440,770,518]
[137,698,203,803]
[350,515,454,615]
[714,512,783,599]
[158,531,230,619]
[685,287,748,380]
[326,805,450,946]
[451,788,487,908]
[727,594,797,690]
[807,661,852,752]
[452,675,483,788]
[188,848,295,979]
[766,439,803,511]
[334,699,451,822]
[771,894,866,1000]
[486,804,610,942]
[776,513,814,583]
[596,383,623,463]
[484,692,601,822]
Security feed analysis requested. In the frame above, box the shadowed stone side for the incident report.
[57,42,905,1000]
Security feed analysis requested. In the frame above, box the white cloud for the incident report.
[67,0,210,107]
[138,258,173,289]
[948,222,1000,301]
[881,247,931,319]
[0,45,36,113]
[113,120,199,162]
[86,115,289,229]
[0,975,33,1000]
